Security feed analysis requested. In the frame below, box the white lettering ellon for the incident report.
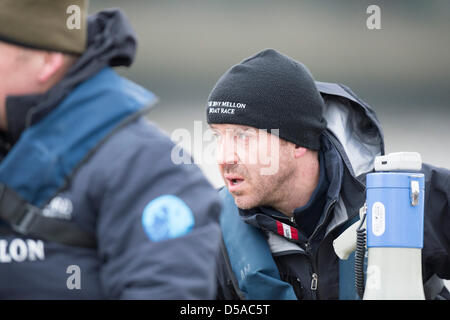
[0,239,45,263]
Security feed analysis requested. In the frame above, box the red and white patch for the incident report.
[276,221,299,240]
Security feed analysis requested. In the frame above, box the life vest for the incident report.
[0,67,157,247]
[219,187,298,299]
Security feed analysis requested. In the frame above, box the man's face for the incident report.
[0,41,42,130]
[211,123,296,210]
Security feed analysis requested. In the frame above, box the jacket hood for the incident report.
[4,9,138,146]
[315,82,386,236]
[316,81,385,178]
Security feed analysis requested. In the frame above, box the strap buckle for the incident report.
[12,204,40,235]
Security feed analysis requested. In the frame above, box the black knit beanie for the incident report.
[206,49,327,150]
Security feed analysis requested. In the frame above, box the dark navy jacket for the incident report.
[215,82,450,300]
[0,10,222,299]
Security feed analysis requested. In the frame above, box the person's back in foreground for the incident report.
[0,0,221,299]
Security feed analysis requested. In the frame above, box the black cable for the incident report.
[355,213,367,299]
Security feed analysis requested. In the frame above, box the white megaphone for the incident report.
[333,152,425,300]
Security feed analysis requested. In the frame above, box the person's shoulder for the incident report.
[69,115,183,191]
[422,162,450,187]
[92,116,176,165]
[422,162,450,175]
[110,116,173,148]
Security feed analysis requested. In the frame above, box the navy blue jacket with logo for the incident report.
[0,10,222,299]
[215,82,450,300]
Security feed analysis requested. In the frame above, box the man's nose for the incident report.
[216,140,238,165]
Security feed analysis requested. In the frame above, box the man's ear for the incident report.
[37,52,65,84]
[293,145,308,158]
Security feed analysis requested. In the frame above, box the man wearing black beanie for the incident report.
[209,49,450,300]
[207,48,327,151]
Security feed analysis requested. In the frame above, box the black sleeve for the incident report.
[422,163,450,281]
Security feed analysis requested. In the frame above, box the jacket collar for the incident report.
[2,9,139,148]
[238,133,345,245]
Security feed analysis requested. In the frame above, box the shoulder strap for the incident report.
[0,183,96,248]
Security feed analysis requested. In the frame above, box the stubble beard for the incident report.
[231,162,295,210]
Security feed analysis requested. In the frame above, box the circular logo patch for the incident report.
[142,195,195,242]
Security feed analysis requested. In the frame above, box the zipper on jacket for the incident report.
[282,198,337,299]
[309,198,337,265]
[309,199,338,241]
[289,216,296,226]
[307,199,338,299]
[311,273,318,290]
[302,241,319,297]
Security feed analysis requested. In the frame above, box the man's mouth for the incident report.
[224,174,245,192]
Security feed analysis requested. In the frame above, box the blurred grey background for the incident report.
[90,0,449,290]
[89,1,450,174]
[90,0,450,181]
[89,0,449,187]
